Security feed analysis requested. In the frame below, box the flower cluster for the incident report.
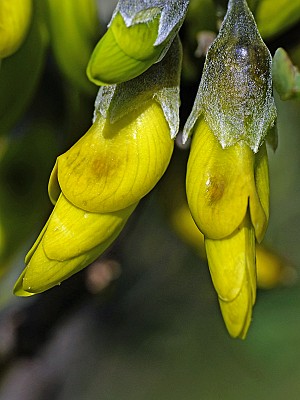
[15,32,182,295]
[14,0,279,339]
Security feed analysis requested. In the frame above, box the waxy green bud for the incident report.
[183,0,277,153]
[87,0,189,85]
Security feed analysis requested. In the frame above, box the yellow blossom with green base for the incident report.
[14,37,181,296]
[187,118,269,338]
[184,0,277,338]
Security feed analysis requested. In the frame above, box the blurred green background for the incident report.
[1,0,300,399]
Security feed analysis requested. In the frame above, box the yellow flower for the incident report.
[183,0,276,338]
[159,149,294,292]
[185,82,269,335]
[14,100,174,296]
[53,102,173,213]
[14,35,181,296]
[186,118,269,338]
[0,0,32,59]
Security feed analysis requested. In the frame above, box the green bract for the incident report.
[87,0,189,85]
[183,0,277,153]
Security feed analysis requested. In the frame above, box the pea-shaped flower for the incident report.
[87,0,189,85]
[14,38,181,296]
[183,0,277,338]
[0,0,32,59]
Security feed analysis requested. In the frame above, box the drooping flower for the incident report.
[14,37,182,296]
[187,119,269,338]
[183,0,277,338]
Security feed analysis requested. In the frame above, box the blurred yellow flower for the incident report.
[0,0,32,58]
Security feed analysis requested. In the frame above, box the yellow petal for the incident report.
[43,193,137,260]
[187,118,268,240]
[205,214,256,303]
[206,214,256,339]
[24,218,51,265]
[58,100,173,213]
[15,202,134,295]
[20,239,108,294]
[48,160,60,205]
[219,277,253,339]
[187,118,251,239]
[13,268,34,296]
[251,142,269,242]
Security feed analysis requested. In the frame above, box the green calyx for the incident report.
[183,0,277,153]
[87,12,165,85]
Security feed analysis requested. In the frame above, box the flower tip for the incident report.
[13,269,34,297]
[219,293,253,339]
[87,12,163,85]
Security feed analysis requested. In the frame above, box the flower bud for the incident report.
[87,0,189,85]
[0,0,32,58]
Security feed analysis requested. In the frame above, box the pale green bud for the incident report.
[87,0,189,85]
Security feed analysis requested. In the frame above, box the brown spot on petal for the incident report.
[205,175,226,205]
[91,158,121,179]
